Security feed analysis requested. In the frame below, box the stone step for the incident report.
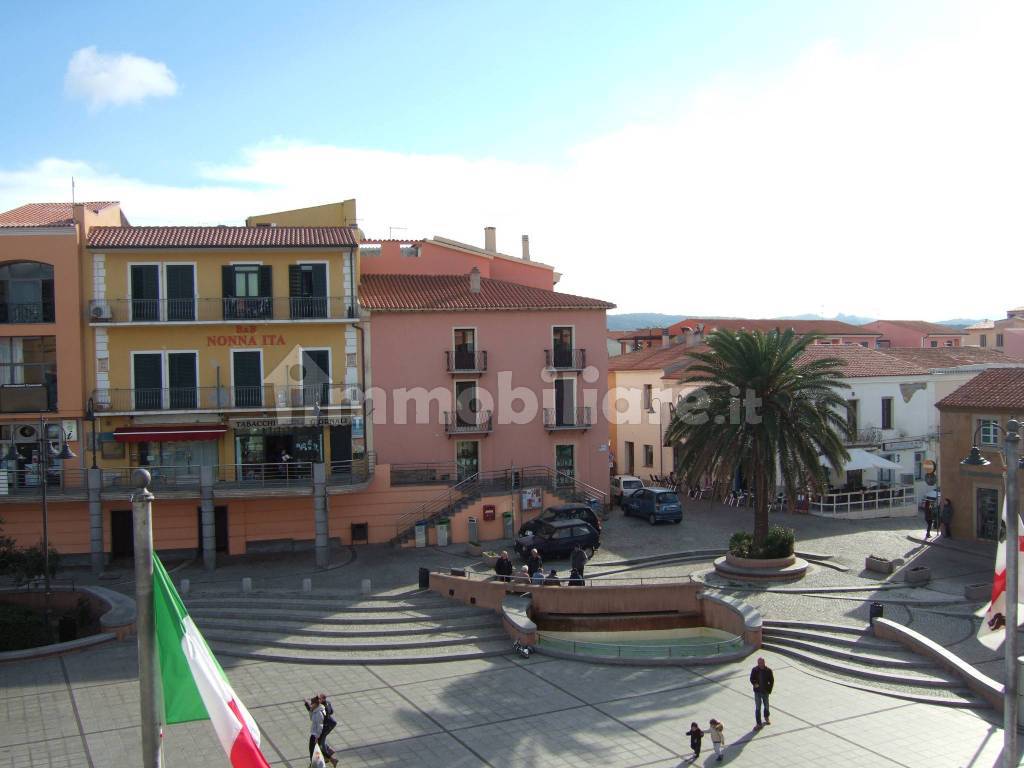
[187,606,483,624]
[761,642,963,688]
[209,638,512,665]
[761,626,903,651]
[203,627,508,651]
[193,616,501,637]
[184,596,463,613]
[761,634,932,668]
[761,619,870,636]
[789,664,987,709]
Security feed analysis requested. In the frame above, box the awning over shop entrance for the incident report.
[113,425,227,443]
[821,448,903,472]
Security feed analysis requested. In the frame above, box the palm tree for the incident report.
[664,329,850,550]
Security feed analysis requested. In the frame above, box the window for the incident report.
[552,326,574,368]
[222,265,272,320]
[452,328,476,370]
[554,378,575,426]
[876,340,890,349]
[165,264,195,321]
[232,351,263,408]
[643,384,653,412]
[859,341,868,348]
[555,444,575,486]
[131,351,198,410]
[0,262,54,323]
[881,397,893,430]
[978,418,1000,446]
[300,349,330,407]
[980,334,987,347]
[0,336,57,411]
[455,381,479,427]
[930,341,938,348]
[130,264,160,321]
[624,441,635,475]
[944,340,954,347]
[643,444,654,467]
[288,263,328,319]
[399,243,419,258]
[997,334,1005,347]
[976,487,1000,540]
[360,244,381,257]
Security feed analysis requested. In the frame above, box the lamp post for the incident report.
[962,418,1021,767]
[648,396,665,477]
[8,416,76,638]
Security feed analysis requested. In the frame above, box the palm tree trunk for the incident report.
[752,462,769,550]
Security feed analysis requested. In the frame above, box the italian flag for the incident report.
[978,498,1024,650]
[153,555,272,767]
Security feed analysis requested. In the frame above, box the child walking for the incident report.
[686,721,703,760]
[708,718,725,761]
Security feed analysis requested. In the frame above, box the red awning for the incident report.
[113,425,227,443]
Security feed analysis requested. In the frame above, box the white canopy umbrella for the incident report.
[822,448,902,472]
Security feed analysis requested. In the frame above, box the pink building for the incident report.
[668,317,880,347]
[862,319,965,348]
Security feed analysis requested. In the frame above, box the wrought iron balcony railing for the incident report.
[445,350,487,374]
[88,296,356,323]
[543,406,593,430]
[544,348,586,371]
[443,410,493,435]
[0,302,55,324]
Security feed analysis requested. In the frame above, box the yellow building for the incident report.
[246,200,359,229]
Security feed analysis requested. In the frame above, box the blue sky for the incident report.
[1,1,1021,319]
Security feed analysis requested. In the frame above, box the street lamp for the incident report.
[961,418,1021,767]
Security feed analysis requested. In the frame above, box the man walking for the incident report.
[749,657,774,729]
[570,544,589,578]
[941,497,954,538]
[526,548,543,577]
[494,551,513,582]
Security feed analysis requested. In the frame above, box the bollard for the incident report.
[361,578,372,595]
[302,577,312,593]
[242,577,252,593]
[180,578,190,596]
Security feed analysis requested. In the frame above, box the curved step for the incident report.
[188,607,483,625]
[185,597,474,614]
[761,635,932,668]
[788,663,987,709]
[193,617,501,637]
[761,626,903,651]
[209,638,511,665]
[761,642,962,688]
[203,628,508,652]
[761,620,870,636]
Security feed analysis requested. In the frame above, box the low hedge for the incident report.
[0,604,50,651]
[728,525,795,559]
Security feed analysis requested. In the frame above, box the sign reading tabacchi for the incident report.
[207,326,285,347]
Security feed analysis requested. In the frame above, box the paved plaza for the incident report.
[3,501,1023,766]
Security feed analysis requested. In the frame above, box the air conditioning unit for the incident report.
[90,302,112,321]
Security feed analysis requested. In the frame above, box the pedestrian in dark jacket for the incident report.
[750,657,774,729]
[543,569,561,586]
[923,499,935,538]
[495,551,513,582]
[567,568,584,586]
[570,544,589,577]
[941,498,954,538]
[686,722,703,760]
[526,548,543,577]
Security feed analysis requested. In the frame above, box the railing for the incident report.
[844,427,883,446]
[543,407,593,430]
[443,410,493,434]
[269,383,356,409]
[537,632,744,659]
[92,385,273,412]
[390,461,459,486]
[0,383,57,412]
[102,465,202,491]
[544,348,586,370]
[0,467,88,496]
[0,302,55,324]
[809,483,916,516]
[327,453,375,486]
[216,462,314,489]
[445,350,487,373]
[392,471,482,542]
[88,296,356,323]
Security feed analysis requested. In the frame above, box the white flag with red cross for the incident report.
[978,498,1024,650]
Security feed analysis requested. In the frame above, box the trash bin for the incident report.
[414,521,427,548]
[58,615,77,643]
[869,602,884,625]
[467,516,479,546]
[418,567,430,590]
[437,519,450,547]
[503,511,514,539]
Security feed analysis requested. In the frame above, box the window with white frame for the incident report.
[643,444,654,467]
[978,418,1000,446]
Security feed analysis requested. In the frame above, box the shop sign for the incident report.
[207,326,286,347]
[883,440,922,451]
[230,415,352,430]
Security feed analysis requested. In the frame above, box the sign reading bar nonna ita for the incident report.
[882,439,923,451]
[229,416,353,429]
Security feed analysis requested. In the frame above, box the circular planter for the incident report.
[714,554,807,583]
[904,566,931,585]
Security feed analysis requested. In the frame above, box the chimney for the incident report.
[661,330,671,348]
[484,226,496,253]
[469,267,481,294]
[521,234,531,261]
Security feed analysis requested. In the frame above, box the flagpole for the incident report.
[133,468,163,768]
[1005,419,1020,767]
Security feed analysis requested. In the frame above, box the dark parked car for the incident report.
[622,488,683,525]
[518,503,602,537]
[515,519,600,560]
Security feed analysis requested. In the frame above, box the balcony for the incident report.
[92,384,358,415]
[0,302,55,324]
[543,406,593,431]
[445,350,487,375]
[444,410,493,436]
[844,427,883,446]
[88,297,356,324]
[544,348,586,371]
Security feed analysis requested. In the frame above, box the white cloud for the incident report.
[65,46,177,109]
[7,5,1021,320]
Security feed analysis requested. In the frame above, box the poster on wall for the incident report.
[520,487,542,510]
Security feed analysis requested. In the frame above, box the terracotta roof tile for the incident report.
[359,273,613,312]
[610,343,694,372]
[0,202,118,227]
[668,317,880,337]
[88,226,358,249]
[877,347,1024,369]
[937,368,1024,410]
[862,319,966,336]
